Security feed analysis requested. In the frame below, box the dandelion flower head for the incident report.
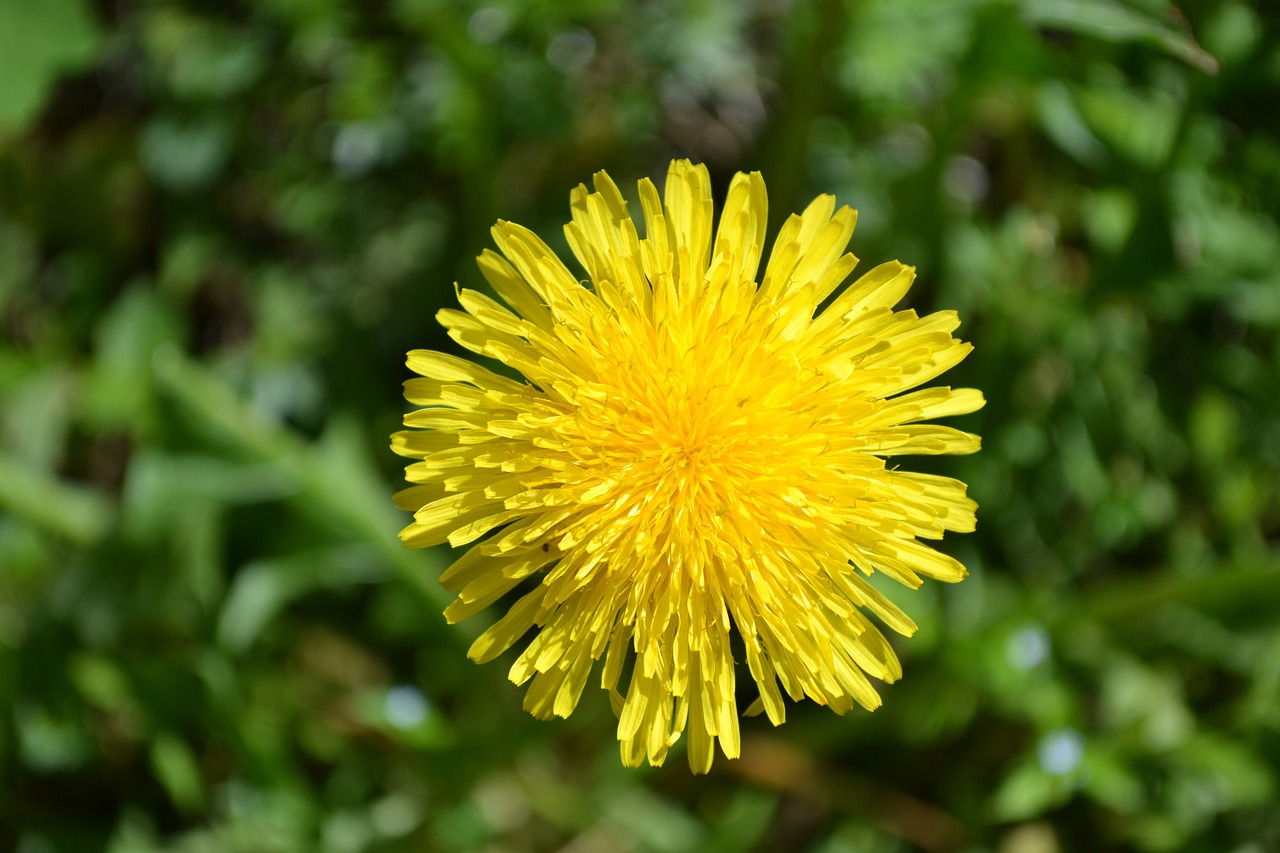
[393,160,983,772]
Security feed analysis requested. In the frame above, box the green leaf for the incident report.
[152,348,455,613]
[0,453,113,544]
[150,732,205,812]
[0,0,102,132]
[83,285,183,434]
[217,547,386,653]
[991,760,1071,821]
[1022,0,1219,73]
[138,115,234,192]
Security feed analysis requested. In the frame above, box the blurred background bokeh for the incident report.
[1,0,1278,850]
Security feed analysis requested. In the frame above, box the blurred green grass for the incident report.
[1,0,1278,850]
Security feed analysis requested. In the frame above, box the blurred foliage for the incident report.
[1,0,1278,850]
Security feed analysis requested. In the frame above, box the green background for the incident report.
[1,0,1277,850]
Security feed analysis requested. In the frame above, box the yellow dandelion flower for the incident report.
[393,159,983,773]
